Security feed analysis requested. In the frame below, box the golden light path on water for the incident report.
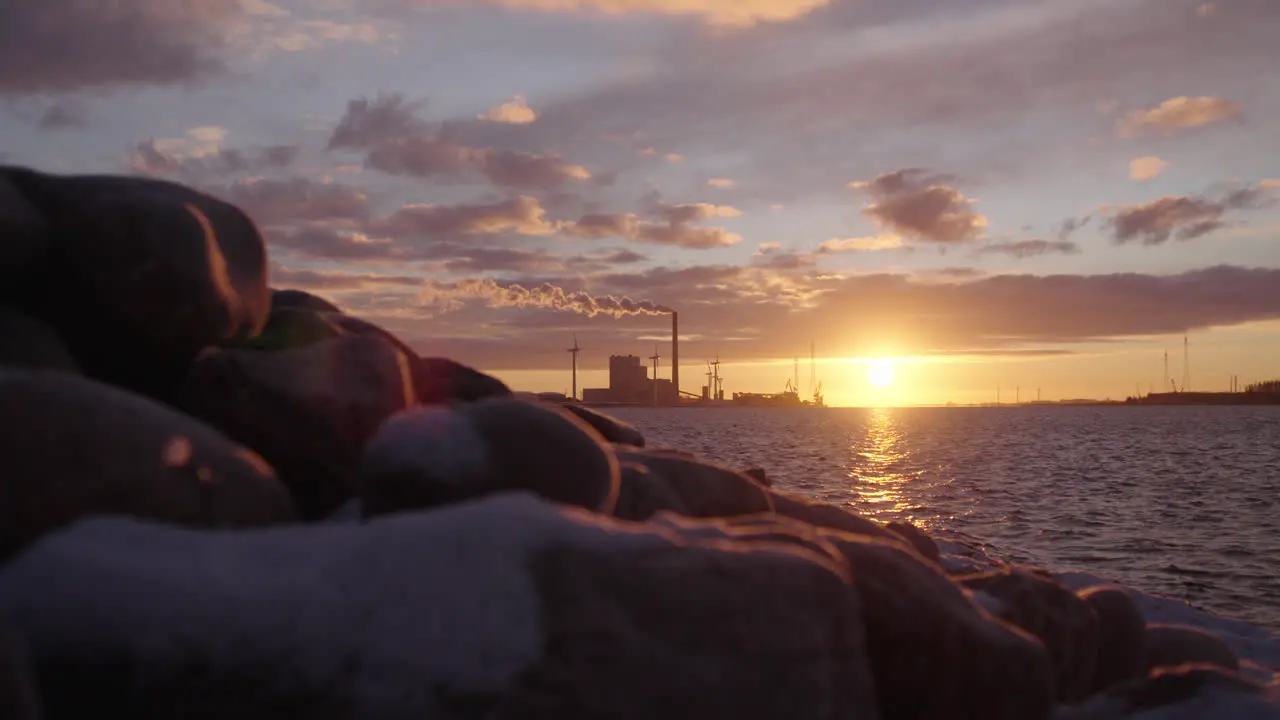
[846,407,925,525]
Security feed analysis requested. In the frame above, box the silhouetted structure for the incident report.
[582,354,676,405]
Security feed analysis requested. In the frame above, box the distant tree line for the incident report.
[1245,379,1280,394]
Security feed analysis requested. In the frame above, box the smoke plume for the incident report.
[419,278,672,317]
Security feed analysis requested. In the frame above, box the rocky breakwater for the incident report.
[0,165,1277,719]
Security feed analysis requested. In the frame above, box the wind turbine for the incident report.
[566,334,581,401]
[648,345,662,406]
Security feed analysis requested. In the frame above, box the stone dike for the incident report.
[0,166,1277,718]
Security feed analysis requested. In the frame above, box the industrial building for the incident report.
[582,354,678,405]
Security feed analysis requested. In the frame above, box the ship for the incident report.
[731,379,825,408]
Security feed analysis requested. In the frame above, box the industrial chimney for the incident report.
[671,311,679,403]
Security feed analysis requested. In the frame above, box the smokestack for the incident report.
[671,311,679,402]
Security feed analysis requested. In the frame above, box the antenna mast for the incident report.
[1164,350,1170,392]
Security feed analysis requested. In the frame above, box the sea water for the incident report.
[608,405,1280,631]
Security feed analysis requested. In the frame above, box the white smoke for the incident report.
[419,278,672,317]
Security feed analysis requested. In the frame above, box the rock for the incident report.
[1144,623,1240,674]
[0,306,78,372]
[0,617,42,720]
[769,489,912,550]
[958,566,1100,703]
[613,449,772,521]
[561,404,646,447]
[742,467,770,487]
[0,371,297,561]
[647,512,850,569]
[614,461,689,520]
[0,169,48,289]
[1060,666,1280,719]
[0,168,269,393]
[1079,585,1146,693]
[360,398,619,517]
[177,335,416,519]
[0,493,878,719]
[230,306,344,351]
[269,288,341,314]
[885,520,941,562]
[816,531,1053,718]
[415,356,511,405]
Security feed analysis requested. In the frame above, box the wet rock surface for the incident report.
[959,566,1101,703]
[0,166,1273,719]
[0,371,297,561]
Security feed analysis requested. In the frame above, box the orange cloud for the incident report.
[479,95,538,124]
[1117,96,1241,138]
[707,178,736,188]
[476,0,831,27]
[1129,156,1169,182]
[818,235,904,253]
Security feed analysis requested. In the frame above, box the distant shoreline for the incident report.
[564,393,1280,410]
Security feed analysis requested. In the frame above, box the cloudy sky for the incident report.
[4,0,1278,405]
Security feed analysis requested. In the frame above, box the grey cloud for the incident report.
[975,240,1080,259]
[213,178,370,226]
[373,196,555,239]
[1108,184,1275,245]
[855,169,986,244]
[130,140,300,178]
[0,0,239,94]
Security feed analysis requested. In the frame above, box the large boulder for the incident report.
[958,567,1100,703]
[1078,585,1147,693]
[770,490,915,552]
[1144,624,1241,675]
[0,371,297,561]
[820,531,1055,719]
[0,169,49,288]
[269,288,341,314]
[1060,665,1280,719]
[415,356,511,405]
[0,168,269,394]
[0,617,41,720]
[613,449,773,521]
[359,398,620,517]
[0,306,78,373]
[229,305,344,352]
[176,335,416,519]
[561,404,645,447]
[0,493,879,719]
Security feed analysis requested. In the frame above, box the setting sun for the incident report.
[867,359,896,388]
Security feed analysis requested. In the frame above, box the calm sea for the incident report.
[606,406,1280,630]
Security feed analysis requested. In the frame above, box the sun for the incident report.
[867,359,896,389]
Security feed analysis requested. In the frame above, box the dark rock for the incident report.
[269,288,341,314]
[742,467,770,487]
[614,461,689,520]
[0,371,297,561]
[0,169,269,393]
[229,306,344,351]
[821,531,1055,719]
[885,520,941,562]
[0,493,877,719]
[415,356,511,405]
[0,170,48,289]
[360,398,619,517]
[958,566,1100,703]
[769,489,911,549]
[612,449,772,521]
[647,512,848,569]
[1079,585,1146,693]
[177,335,416,519]
[561,404,645,447]
[1144,623,1240,674]
[0,306,78,372]
[324,313,419,359]
[0,617,42,720]
[1062,665,1279,719]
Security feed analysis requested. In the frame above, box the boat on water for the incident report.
[731,380,825,408]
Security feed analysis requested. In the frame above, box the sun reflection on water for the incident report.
[847,408,920,522]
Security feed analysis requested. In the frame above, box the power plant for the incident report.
[575,310,824,407]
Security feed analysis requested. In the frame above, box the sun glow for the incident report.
[867,359,896,388]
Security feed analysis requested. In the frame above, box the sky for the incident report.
[3,0,1279,406]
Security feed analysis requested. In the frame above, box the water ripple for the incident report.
[611,405,1280,630]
